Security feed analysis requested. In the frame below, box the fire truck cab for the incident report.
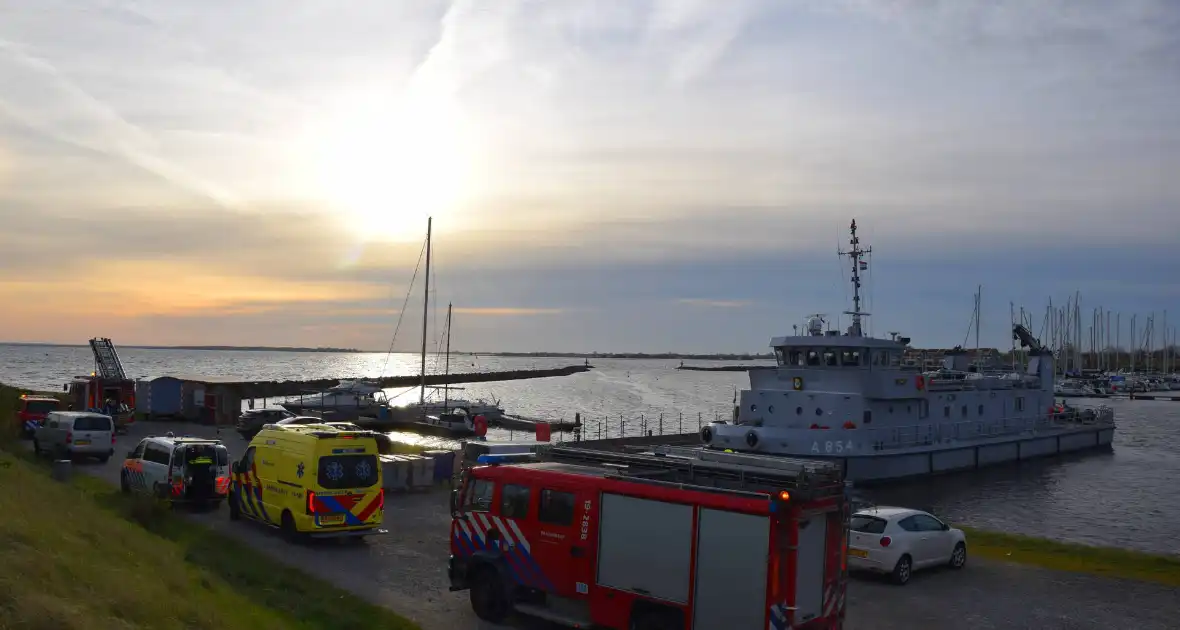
[448,445,849,630]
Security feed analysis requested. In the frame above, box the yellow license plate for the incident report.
[848,548,868,558]
[319,514,345,525]
[75,440,91,446]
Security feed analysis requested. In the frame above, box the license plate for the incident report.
[75,440,91,446]
[319,514,345,525]
[848,548,868,558]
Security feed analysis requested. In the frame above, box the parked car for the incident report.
[847,506,967,585]
[33,411,116,462]
[235,408,296,439]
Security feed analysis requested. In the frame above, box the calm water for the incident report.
[3,343,1178,555]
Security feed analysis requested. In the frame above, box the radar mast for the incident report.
[839,219,871,337]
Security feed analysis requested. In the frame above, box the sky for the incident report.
[1,0,1179,354]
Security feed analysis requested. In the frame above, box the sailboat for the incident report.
[376,218,505,436]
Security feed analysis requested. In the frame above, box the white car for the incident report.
[847,506,967,585]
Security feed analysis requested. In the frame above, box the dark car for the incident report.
[235,408,296,439]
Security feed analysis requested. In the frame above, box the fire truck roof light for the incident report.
[476,453,536,465]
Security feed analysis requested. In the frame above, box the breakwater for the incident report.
[205,364,591,400]
[676,365,771,372]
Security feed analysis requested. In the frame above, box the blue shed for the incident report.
[147,376,184,418]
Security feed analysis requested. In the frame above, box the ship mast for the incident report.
[839,219,871,337]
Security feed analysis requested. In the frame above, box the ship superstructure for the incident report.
[702,220,1115,482]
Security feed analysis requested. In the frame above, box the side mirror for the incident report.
[124,451,134,460]
[941,522,950,531]
[231,461,241,474]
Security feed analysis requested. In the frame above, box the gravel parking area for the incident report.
[39,421,1180,630]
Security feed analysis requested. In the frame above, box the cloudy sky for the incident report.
[1,0,1178,353]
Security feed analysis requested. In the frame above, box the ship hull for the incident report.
[706,423,1114,484]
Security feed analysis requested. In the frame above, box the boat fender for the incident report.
[745,430,759,448]
[473,415,488,437]
[700,425,713,444]
[916,375,926,391]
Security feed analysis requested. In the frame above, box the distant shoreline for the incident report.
[2,341,772,360]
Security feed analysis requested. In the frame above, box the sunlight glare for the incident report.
[313,88,473,241]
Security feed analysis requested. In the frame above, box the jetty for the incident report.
[675,364,772,372]
[214,365,590,399]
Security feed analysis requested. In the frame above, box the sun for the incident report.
[310,87,474,242]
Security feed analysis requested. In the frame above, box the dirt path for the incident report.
[46,421,1180,630]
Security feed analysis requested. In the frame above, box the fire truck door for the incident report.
[532,485,592,598]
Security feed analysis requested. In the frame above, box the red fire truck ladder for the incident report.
[89,337,127,381]
[537,444,848,500]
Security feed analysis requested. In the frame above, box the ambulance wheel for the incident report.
[228,495,241,521]
[281,510,303,544]
[891,554,913,586]
[469,566,510,623]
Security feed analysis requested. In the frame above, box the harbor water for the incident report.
[3,343,1178,556]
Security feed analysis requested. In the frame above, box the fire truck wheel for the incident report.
[891,554,912,585]
[469,566,511,623]
[630,609,680,630]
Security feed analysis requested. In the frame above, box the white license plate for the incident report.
[319,514,345,525]
[848,548,868,558]
[75,440,91,446]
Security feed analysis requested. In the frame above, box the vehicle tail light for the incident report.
[306,490,318,514]
[112,434,117,444]
[65,432,72,444]
[879,536,892,547]
[171,481,184,497]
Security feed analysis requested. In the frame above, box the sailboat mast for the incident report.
[444,303,452,411]
[419,217,432,407]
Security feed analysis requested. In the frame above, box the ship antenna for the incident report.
[838,219,871,337]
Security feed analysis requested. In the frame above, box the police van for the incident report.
[120,434,231,507]
[229,423,386,542]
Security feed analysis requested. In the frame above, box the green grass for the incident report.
[960,526,1180,586]
[0,449,420,630]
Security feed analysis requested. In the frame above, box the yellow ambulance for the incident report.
[229,423,386,541]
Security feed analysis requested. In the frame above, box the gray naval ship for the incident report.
[702,220,1116,483]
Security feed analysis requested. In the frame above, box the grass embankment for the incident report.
[0,381,419,630]
[960,526,1180,586]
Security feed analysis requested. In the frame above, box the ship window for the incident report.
[978,404,985,416]
[863,410,872,424]
[806,351,821,366]
[789,349,806,366]
[889,352,902,367]
[841,350,862,366]
[943,406,950,418]
[774,348,786,365]
[750,404,758,412]
[796,407,803,415]
[768,405,775,414]
[822,349,838,367]
[815,408,824,416]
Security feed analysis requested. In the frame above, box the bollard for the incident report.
[659,413,663,435]
[51,459,72,483]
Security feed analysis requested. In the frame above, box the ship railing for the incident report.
[864,414,1055,451]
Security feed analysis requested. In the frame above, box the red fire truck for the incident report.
[448,444,849,630]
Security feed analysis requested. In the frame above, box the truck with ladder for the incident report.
[448,444,850,630]
[65,338,136,434]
